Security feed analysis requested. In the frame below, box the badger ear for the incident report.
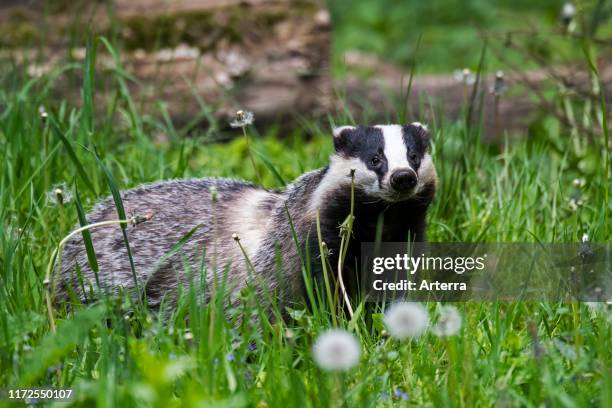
[332,125,355,152]
[411,122,430,146]
[332,125,356,139]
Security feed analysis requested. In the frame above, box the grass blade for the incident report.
[399,33,422,124]
[253,149,286,186]
[74,183,100,288]
[82,39,97,134]
[93,147,141,302]
[581,41,609,237]
[49,116,96,195]
[465,39,488,133]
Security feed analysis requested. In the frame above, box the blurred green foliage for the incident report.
[328,0,608,73]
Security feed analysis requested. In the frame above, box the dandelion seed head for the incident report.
[562,2,576,19]
[386,351,399,360]
[284,329,295,339]
[38,105,48,122]
[383,302,429,340]
[561,2,576,31]
[432,305,462,337]
[572,178,585,188]
[568,198,579,211]
[27,64,49,78]
[492,70,506,95]
[209,185,219,202]
[46,183,73,206]
[581,233,589,243]
[230,110,254,128]
[312,329,361,371]
[454,68,476,85]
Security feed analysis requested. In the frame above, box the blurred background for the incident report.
[0,0,610,139]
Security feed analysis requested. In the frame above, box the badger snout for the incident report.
[390,169,418,192]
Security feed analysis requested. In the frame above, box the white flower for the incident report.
[432,305,462,337]
[230,110,254,128]
[46,183,73,206]
[383,302,429,340]
[312,329,361,371]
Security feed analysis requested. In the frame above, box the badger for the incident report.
[57,123,437,309]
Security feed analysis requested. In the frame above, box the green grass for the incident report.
[1,21,611,408]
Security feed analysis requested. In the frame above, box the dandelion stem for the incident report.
[44,216,149,332]
[493,93,500,139]
[445,337,458,401]
[42,120,50,194]
[233,235,258,280]
[316,211,336,326]
[242,127,262,184]
[337,170,356,319]
[232,234,282,325]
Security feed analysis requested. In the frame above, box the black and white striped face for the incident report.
[330,123,436,201]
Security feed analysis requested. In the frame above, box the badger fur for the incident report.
[58,123,437,309]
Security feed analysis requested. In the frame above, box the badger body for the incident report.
[58,124,437,309]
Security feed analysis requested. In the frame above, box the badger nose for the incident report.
[390,169,417,192]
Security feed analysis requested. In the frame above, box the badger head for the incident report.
[329,123,437,202]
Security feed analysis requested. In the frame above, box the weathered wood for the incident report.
[1,0,332,129]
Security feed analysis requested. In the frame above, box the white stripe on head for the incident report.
[416,153,437,192]
[375,125,412,177]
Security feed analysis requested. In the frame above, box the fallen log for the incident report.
[1,0,333,130]
[1,0,609,139]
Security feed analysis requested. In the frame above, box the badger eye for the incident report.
[370,156,381,167]
[409,152,419,162]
